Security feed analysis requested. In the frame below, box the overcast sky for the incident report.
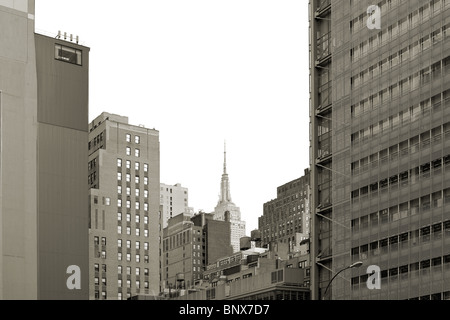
[35,0,310,233]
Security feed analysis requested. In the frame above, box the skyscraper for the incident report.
[310,0,450,300]
[0,0,89,300]
[213,144,246,253]
[88,112,160,300]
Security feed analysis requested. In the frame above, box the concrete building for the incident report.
[309,0,450,300]
[213,145,246,253]
[160,183,192,229]
[0,0,89,300]
[88,112,160,300]
[161,212,233,296]
[259,169,310,252]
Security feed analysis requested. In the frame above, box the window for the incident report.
[126,227,131,235]
[136,280,140,289]
[136,189,140,197]
[136,254,140,263]
[126,134,131,142]
[117,186,122,194]
[101,237,106,246]
[94,263,99,273]
[135,202,140,210]
[118,253,122,261]
[136,215,140,223]
[127,240,131,249]
[135,136,140,144]
[118,265,122,274]
[118,239,122,248]
[136,241,141,250]
[144,230,148,238]
[135,149,140,157]
[135,176,140,184]
[144,177,148,185]
[144,243,149,251]
[118,279,122,287]
[126,147,131,156]
[94,236,99,246]
[127,266,131,275]
[126,213,131,222]
[117,172,122,181]
[55,44,82,65]
[136,267,141,276]
[144,164,149,172]
[126,174,131,183]
[144,203,148,211]
[117,226,122,234]
[144,190,148,198]
[127,253,131,262]
[105,198,111,206]
[117,159,122,167]
[144,269,149,276]
[144,216,148,225]
[126,160,131,169]
[136,228,140,236]
[135,162,140,171]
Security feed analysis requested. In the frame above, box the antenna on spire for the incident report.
[223,140,227,175]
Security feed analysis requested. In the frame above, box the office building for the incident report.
[213,145,246,253]
[0,0,89,300]
[259,169,311,251]
[161,212,232,295]
[310,0,450,300]
[160,183,192,229]
[88,112,160,300]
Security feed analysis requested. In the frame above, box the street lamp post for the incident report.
[323,261,363,300]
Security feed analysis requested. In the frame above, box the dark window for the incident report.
[55,44,82,65]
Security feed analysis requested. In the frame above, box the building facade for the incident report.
[88,112,160,300]
[161,212,232,295]
[160,183,192,229]
[213,145,246,253]
[310,0,450,300]
[0,0,89,300]
[174,247,311,300]
[259,169,310,251]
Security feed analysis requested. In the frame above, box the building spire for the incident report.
[224,141,227,175]
[219,141,232,204]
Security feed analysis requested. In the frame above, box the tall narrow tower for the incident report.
[213,143,246,253]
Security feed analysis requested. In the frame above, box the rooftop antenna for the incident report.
[76,35,79,44]
[64,32,67,40]
[56,30,61,39]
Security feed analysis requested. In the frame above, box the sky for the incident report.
[35,0,311,233]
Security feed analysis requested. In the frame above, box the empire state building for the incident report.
[213,144,246,253]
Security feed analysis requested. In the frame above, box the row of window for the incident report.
[352,122,450,176]
[349,0,402,33]
[117,252,150,263]
[117,226,149,237]
[351,254,450,286]
[126,134,141,144]
[352,90,450,147]
[117,159,149,172]
[117,199,149,211]
[351,187,450,231]
[352,220,450,260]
[118,239,150,251]
[351,24,449,89]
[117,212,149,224]
[351,155,450,200]
[350,0,448,61]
